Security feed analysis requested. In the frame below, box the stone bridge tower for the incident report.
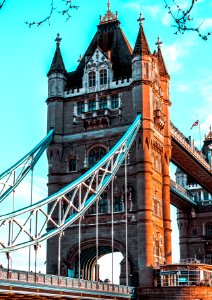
[46,3,171,287]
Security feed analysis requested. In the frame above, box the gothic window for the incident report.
[88,203,96,215]
[206,223,212,236]
[89,71,96,87]
[155,240,160,257]
[111,95,119,109]
[88,146,107,168]
[99,98,107,110]
[154,199,158,215]
[68,157,77,172]
[88,100,96,112]
[144,62,149,79]
[191,227,198,236]
[114,197,123,212]
[203,191,209,200]
[99,69,107,85]
[99,192,108,214]
[77,101,85,115]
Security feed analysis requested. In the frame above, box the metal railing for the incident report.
[171,123,211,171]
[0,267,134,295]
[170,179,196,205]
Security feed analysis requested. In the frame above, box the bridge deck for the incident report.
[0,268,134,299]
[171,123,212,194]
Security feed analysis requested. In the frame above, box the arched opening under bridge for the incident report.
[66,239,132,285]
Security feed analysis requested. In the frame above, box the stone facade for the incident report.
[138,287,212,300]
[176,130,212,264]
[46,4,171,288]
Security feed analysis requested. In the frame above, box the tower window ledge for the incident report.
[82,108,112,120]
[154,109,166,130]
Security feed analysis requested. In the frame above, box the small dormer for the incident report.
[82,47,113,93]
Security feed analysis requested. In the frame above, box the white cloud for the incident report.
[175,83,189,92]
[163,43,183,73]
[163,37,196,73]
[200,18,212,30]
[162,12,172,26]
[123,2,141,12]
[123,2,161,19]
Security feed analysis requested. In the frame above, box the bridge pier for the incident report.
[137,286,212,300]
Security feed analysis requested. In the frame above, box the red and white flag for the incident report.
[190,120,199,129]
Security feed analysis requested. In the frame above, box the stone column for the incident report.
[136,132,154,287]
[177,209,189,259]
[162,155,172,264]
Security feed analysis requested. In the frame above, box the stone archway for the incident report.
[66,238,132,284]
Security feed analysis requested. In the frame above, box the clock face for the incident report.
[208,144,212,150]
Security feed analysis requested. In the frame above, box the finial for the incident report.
[107,0,111,11]
[77,54,82,63]
[210,125,212,132]
[55,33,62,46]
[156,36,162,48]
[99,0,118,24]
[137,12,145,26]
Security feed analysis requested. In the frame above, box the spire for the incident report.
[48,33,67,76]
[133,13,151,56]
[156,36,169,77]
[204,125,212,141]
[99,0,118,24]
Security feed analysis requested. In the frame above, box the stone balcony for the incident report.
[82,108,112,130]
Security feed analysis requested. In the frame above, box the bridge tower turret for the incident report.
[131,16,172,287]
[46,3,171,289]
[47,33,67,134]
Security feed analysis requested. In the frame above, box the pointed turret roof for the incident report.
[156,37,169,77]
[133,13,151,56]
[48,34,67,76]
[67,3,132,89]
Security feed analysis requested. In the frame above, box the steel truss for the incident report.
[0,115,141,252]
[0,130,54,204]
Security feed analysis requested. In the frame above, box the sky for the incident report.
[0,0,211,283]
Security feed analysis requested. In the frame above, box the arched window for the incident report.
[111,95,119,109]
[114,197,123,212]
[99,192,108,214]
[99,98,107,110]
[99,69,107,85]
[89,71,96,87]
[68,157,77,172]
[206,223,212,236]
[88,146,107,168]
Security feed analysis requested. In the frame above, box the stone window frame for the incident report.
[88,144,107,169]
[68,156,77,173]
[111,94,119,109]
[191,227,198,237]
[88,99,96,112]
[206,222,212,236]
[77,101,85,115]
[99,69,107,85]
[99,98,107,110]
[88,71,96,87]
[113,196,124,213]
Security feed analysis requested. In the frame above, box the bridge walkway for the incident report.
[0,268,135,299]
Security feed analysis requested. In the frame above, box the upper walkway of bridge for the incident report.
[171,122,212,194]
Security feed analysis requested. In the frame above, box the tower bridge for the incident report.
[0,2,212,300]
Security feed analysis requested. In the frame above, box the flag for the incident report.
[190,120,199,130]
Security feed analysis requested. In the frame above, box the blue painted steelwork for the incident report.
[170,179,197,207]
[0,115,141,252]
[0,130,54,204]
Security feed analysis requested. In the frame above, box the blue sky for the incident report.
[0,0,211,280]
